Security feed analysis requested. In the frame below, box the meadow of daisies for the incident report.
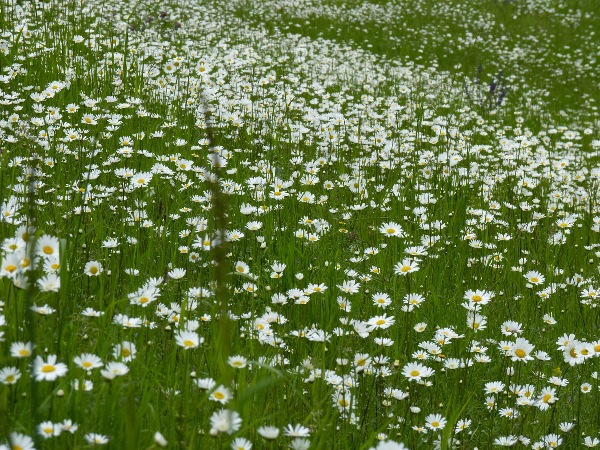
[1,0,600,448]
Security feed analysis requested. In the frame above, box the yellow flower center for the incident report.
[530,277,539,283]
[122,349,131,357]
[213,392,225,400]
[376,319,386,325]
[542,393,552,403]
[5,264,17,273]
[89,266,98,275]
[410,370,420,377]
[471,295,482,302]
[400,266,411,273]
[43,245,54,255]
[41,365,56,373]
[515,349,526,358]
[183,340,194,347]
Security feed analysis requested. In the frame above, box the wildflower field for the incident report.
[1,0,600,448]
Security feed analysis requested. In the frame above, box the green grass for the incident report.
[0,0,600,448]
[229,0,600,127]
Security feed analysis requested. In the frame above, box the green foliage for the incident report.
[0,0,599,448]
